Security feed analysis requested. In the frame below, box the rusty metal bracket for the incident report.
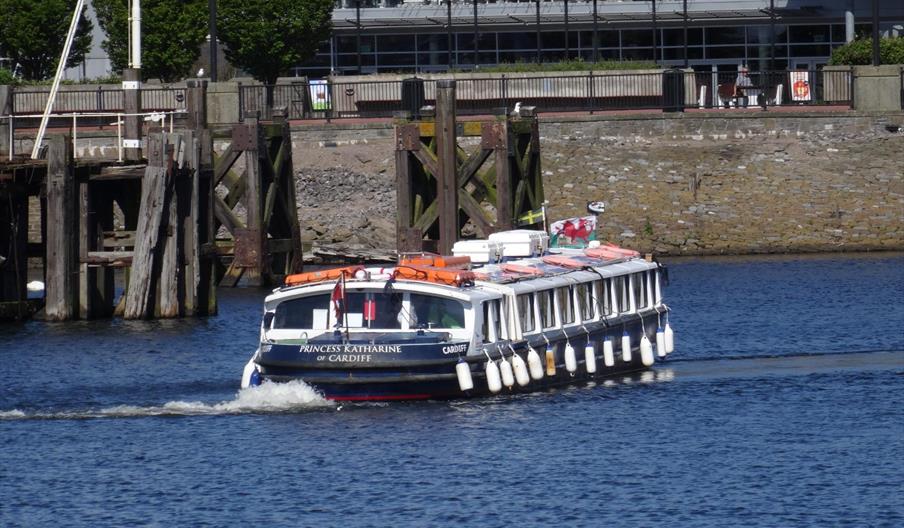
[397,124,421,151]
[481,122,507,150]
[231,124,256,151]
[233,228,265,268]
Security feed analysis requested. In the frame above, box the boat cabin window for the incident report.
[517,293,535,333]
[538,289,556,329]
[481,300,504,343]
[654,269,662,304]
[615,276,630,314]
[409,293,465,329]
[556,286,575,325]
[594,279,612,317]
[273,294,331,329]
[577,282,594,321]
[633,272,649,310]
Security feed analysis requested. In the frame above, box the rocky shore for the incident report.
[292,113,904,260]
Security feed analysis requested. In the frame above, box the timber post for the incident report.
[45,136,78,321]
[0,151,29,319]
[435,80,459,255]
[123,68,142,161]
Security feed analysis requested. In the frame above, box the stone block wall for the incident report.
[291,111,904,256]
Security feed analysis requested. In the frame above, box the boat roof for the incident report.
[266,253,657,307]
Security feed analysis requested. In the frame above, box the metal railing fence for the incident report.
[239,70,854,121]
[10,87,187,115]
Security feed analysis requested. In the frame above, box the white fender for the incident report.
[584,342,597,374]
[640,335,655,367]
[656,327,667,358]
[499,358,515,388]
[527,346,544,380]
[621,331,632,363]
[456,359,474,391]
[664,323,675,354]
[240,357,257,389]
[485,360,502,393]
[511,353,530,386]
[603,337,615,367]
[564,342,577,373]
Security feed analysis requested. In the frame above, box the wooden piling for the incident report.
[123,68,141,161]
[435,80,459,255]
[44,136,78,321]
[124,133,170,319]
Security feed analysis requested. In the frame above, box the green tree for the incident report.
[829,37,904,65]
[0,0,92,81]
[217,0,334,85]
[93,0,208,82]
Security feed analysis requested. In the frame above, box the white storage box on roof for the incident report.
[488,230,550,258]
[452,239,503,264]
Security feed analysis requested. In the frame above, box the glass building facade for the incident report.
[293,0,904,76]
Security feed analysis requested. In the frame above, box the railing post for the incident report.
[588,71,595,114]
[72,113,78,158]
[501,75,508,113]
[849,68,855,108]
[237,82,244,122]
[326,80,333,123]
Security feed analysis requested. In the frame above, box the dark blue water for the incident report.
[2,253,902,527]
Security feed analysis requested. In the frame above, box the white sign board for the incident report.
[309,80,331,111]
[789,71,811,102]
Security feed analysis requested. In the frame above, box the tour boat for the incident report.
[240,230,674,401]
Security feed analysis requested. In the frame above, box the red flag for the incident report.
[331,278,344,323]
[363,293,376,322]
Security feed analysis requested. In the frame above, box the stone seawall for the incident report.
[291,111,904,256]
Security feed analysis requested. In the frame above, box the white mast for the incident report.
[130,0,142,68]
[31,0,86,159]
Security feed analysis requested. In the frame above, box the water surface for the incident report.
[1,253,902,527]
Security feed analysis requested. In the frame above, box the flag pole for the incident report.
[342,272,349,341]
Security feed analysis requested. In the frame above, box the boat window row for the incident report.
[271,290,466,331]
[514,269,661,336]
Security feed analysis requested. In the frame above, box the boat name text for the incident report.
[298,344,402,354]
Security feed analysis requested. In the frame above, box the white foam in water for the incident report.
[0,380,334,421]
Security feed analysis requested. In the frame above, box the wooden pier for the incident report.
[0,82,303,321]
[395,79,545,254]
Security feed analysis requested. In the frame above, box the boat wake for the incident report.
[0,380,334,421]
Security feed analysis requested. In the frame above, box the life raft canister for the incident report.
[284,265,364,286]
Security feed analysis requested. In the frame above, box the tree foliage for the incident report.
[0,0,93,81]
[93,0,208,82]
[217,0,334,84]
[829,37,904,66]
